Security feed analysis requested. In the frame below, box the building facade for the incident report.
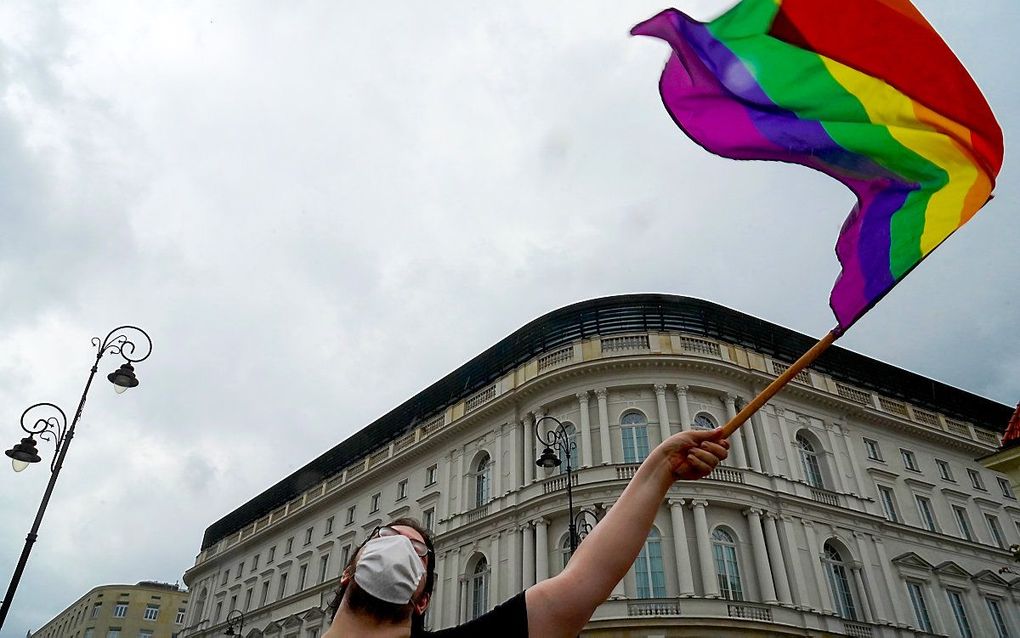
[181,295,1019,638]
[31,581,189,638]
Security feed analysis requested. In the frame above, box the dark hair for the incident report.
[327,517,436,631]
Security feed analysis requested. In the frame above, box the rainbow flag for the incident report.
[633,0,1002,330]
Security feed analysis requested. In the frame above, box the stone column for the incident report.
[752,411,773,474]
[577,391,593,468]
[445,548,460,626]
[824,423,847,492]
[691,500,719,597]
[522,524,535,588]
[511,416,522,491]
[490,532,501,606]
[435,551,447,628]
[781,516,808,607]
[523,413,534,485]
[850,562,874,623]
[509,524,521,592]
[745,508,778,603]
[455,449,467,515]
[763,513,792,604]
[440,453,452,520]
[535,518,550,582]
[853,532,884,623]
[873,537,909,626]
[669,499,695,596]
[802,520,832,613]
[596,389,612,464]
[724,394,748,468]
[458,575,468,623]
[776,408,802,482]
[534,407,547,478]
[654,384,672,444]
[741,399,763,472]
[842,423,873,502]
[494,424,504,497]
[676,385,692,431]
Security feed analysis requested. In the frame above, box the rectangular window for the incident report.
[999,477,1016,500]
[106,630,121,638]
[229,595,237,612]
[244,587,253,611]
[260,581,271,606]
[139,632,153,638]
[936,459,954,481]
[915,495,938,532]
[91,604,102,618]
[878,486,899,523]
[863,438,882,461]
[341,544,352,568]
[285,537,294,554]
[346,505,356,525]
[221,569,229,585]
[214,601,222,623]
[298,564,308,591]
[304,527,313,546]
[252,554,259,571]
[84,630,94,638]
[325,516,334,535]
[953,505,975,541]
[371,493,381,513]
[397,479,408,500]
[307,629,320,638]
[278,572,288,599]
[906,581,933,633]
[986,597,1010,638]
[237,560,245,577]
[986,513,1007,549]
[423,507,435,532]
[901,449,920,472]
[268,546,276,563]
[319,554,331,583]
[426,464,438,486]
[969,469,986,491]
[176,609,186,624]
[947,590,973,638]
[113,603,128,618]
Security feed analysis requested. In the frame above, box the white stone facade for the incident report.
[181,296,1019,638]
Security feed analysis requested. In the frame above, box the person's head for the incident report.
[328,517,436,629]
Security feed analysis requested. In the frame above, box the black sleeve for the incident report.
[420,590,528,637]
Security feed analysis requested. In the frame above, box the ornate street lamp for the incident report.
[534,415,584,554]
[0,326,152,629]
[224,609,245,636]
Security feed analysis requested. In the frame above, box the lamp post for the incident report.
[224,609,244,636]
[534,415,583,554]
[0,326,152,629]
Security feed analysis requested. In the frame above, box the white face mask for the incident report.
[353,534,426,604]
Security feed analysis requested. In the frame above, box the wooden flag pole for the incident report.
[720,328,841,438]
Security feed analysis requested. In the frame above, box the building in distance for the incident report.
[30,581,188,638]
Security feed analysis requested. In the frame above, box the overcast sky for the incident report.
[1,1,1018,633]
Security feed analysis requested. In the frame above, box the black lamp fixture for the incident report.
[0,326,152,630]
[224,609,244,636]
[107,362,139,394]
[534,415,582,554]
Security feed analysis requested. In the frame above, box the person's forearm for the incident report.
[528,443,676,633]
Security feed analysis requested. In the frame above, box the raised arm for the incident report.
[525,427,729,638]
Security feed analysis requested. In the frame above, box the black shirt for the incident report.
[420,591,528,637]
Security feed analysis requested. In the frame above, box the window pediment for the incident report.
[891,552,933,571]
[904,477,936,491]
[866,467,900,481]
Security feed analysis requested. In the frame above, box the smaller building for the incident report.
[30,581,189,638]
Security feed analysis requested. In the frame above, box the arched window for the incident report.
[797,434,825,488]
[823,542,858,620]
[693,413,717,430]
[712,528,743,601]
[559,422,578,475]
[621,412,650,463]
[474,453,491,508]
[635,528,666,598]
[471,557,489,619]
[560,534,573,571]
[193,587,208,624]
